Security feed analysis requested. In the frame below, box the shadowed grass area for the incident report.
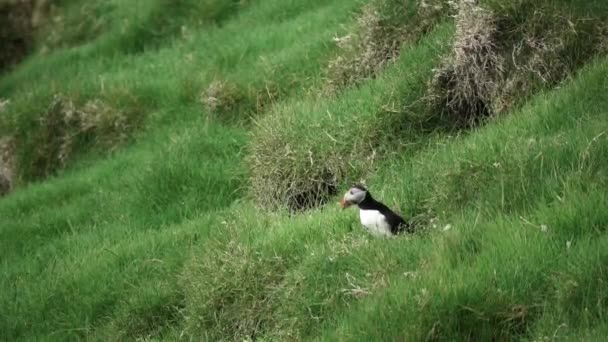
[2,0,608,340]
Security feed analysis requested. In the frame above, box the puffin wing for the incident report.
[377,203,411,234]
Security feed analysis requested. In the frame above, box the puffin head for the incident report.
[340,184,368,209]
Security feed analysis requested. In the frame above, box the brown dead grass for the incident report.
[326,4,398,91]
[201,79,279,121]
[0,0,35,71]
[430,0,608,125]
[201,80,245,116]
[430,0,502,125]
[0,137,14,196]
[0,98,14,195]
[326,0,448,92]
[494,12,604,113]
[28,94,133,178]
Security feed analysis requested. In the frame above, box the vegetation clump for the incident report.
[15,94,138,180]
[0,0,36,71]
[327,0,448,91]
[201,80,247,118]
[431,0,501,124]
[201,79,279,122]
[431,0,608,125]
[0,137,14,196]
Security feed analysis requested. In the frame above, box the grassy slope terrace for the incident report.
[1,0,608,340]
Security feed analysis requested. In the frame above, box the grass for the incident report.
[248,23,454,211]
[2,0,608,340]
[182,56,608,340]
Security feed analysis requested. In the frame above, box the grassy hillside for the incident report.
[1,0,608,340]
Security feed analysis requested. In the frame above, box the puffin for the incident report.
[340,184,411,237]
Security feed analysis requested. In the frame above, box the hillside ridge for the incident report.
[1,0,608,340]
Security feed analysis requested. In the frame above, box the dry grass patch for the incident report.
[430,0,608,125]
[36,1,112,52]
[431,0,502,125]
[201,79,279,122]
[0,136,15,196]
[326,0,449,92]
[23,94,136,179]
[246,104,378,211]
[201,80,246,117]
[494,10,608,113]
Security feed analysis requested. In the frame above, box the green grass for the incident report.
[2,0,608,340]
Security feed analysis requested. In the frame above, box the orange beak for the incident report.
[340,197,350,209]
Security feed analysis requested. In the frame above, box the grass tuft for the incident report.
[0,0,36,71]
[181,237,289,340]
[430,0,608,125]
[201,78,279,122]
[14,94,140,180]
[430,0,501,125]
[326,0,449,91]
[0,133,14,195]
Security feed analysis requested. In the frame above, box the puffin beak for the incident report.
[340,197,349,209]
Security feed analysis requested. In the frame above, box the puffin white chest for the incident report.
[359,209,392,237]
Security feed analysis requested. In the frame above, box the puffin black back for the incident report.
[355,187,412,234]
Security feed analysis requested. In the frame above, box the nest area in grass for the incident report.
[430,0,608,126]
[248,0,608,213]
[430,0,501,125]
[0,0,49,72]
